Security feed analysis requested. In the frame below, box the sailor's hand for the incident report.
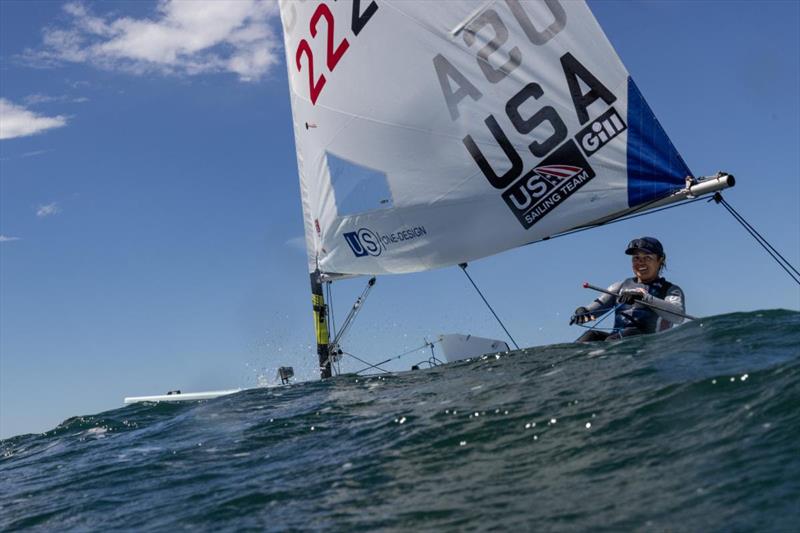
[570,306,595,325]
[618,288,647,305]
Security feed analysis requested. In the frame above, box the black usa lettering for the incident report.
[433,0,620,229]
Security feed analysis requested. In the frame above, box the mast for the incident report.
[310,269,332,379]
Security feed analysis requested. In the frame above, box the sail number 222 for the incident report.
[293,0,379,105]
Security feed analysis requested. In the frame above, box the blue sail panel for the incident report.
[626,77,692,207]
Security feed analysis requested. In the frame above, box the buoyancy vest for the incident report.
[613,277,673,334]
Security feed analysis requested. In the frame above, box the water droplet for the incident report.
[550,418,557,424]
[533,435,538,441]
[730,377,735,382]
[310,426,315,431]
[711,380,716,385]
[585,422,592,429]
[474,412,479,417]
[459,441,467,446]
[525,423,531,429]
[399,417,406,424]
[741,374,749,381]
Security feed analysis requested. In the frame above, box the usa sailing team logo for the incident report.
[501,139,597,229]
[499,106,627,230]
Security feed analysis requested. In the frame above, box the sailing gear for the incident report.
[618,288,647,305]
[576,277,685,341]
[625,237,664,257]
[570,306,593,325]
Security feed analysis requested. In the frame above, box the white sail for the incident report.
[279,0,692,276]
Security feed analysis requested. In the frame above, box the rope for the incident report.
[323,282,342,376]
[325,281,337,339]
[332,277,376,347]
[342,351,391,374]
[350,340,440,375]
[538,193,707,243]
[575,304,620,333]
[713,194,800,285]
[459,263,520,350]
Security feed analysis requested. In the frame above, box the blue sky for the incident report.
[1,0,798,439]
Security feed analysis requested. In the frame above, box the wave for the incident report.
[2,310,799,531]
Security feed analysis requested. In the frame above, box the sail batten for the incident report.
[279,0,700,277]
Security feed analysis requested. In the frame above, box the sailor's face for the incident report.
[631,252,662,283]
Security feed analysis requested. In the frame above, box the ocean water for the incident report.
[2,310,799,531]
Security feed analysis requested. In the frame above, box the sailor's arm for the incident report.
[571,281,620,324]
[586,281,622,315]
[642,285,686,324]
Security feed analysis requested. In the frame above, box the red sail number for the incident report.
[295,3,353,105]
[296,39,326,105]
[311,3,350,71]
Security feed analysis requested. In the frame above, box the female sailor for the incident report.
[570,237,686,342]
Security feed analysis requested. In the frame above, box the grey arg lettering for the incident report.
[434,0,566,120]
[463,9,521,84]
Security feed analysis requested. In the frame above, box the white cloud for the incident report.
[27,0,281,82]
[36,202,62,218]
[24,94,89,105]
[0,99,68,140]
[0,235,22,243]
[21,150,51,158]
[0,149,51,161]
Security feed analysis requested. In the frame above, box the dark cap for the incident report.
[625,236,664,257]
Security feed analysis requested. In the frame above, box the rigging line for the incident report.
[319,349,338,377]
[540,194,707,244]
[577,305,619,331]
[365,340,440,370]
[343,351,391,375]
[324,282,343,377]
[332,277,376,348]
[459,263,520,350]
[714,195,800,282]
[326,281,337,339]
[722,203,799,284]
[573,305,619,341]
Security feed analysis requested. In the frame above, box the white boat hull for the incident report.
[123,389,242,404]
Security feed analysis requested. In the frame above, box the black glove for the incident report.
[570,306,594,325]
[617,288,645,305]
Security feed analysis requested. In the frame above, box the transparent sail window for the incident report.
[327,151,393,216]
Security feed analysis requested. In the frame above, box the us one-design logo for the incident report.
[343,228,383,257]
[343,226,428,258]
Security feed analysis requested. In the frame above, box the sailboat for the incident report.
[278,0,734,378]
